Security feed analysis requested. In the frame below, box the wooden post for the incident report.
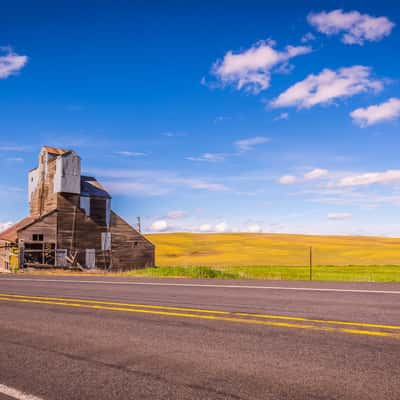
[70,206,77,252]
[309,246,313,281]
[19,241,25,270]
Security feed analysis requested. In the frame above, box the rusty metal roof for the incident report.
[0,211,58,243]
[42,146,70,155]
[0,217,35,243]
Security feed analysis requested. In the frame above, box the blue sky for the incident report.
[1,0,400,235]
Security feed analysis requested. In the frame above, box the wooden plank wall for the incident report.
[27,193,155,270]
[57,193,107,267]
[18,212,58,243]
[0,240,10,270]
[30,157,58,218]
[57,193,101,249]
[18,212,58,267]
[110,211,155,270]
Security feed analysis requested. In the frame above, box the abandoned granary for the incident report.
[0,146,155,271]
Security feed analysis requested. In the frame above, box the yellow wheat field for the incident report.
[146,233,400,267]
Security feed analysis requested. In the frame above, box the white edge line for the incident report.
[0,278,399,294]
[0,384,44,400]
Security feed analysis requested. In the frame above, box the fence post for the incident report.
[309,246,313,281]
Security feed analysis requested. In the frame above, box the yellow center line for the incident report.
[0,292,398,332]
[0,295,399,340]
[236,312,400,331]
[0,293,229,315]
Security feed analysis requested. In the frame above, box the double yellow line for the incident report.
[0,292,399,340]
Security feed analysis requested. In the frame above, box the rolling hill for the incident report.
[147,232,400,267]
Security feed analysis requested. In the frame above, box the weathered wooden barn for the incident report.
[0,146,155,271]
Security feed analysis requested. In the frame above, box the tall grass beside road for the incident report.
[124,265,400,282]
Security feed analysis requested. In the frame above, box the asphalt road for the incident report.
[0,275,399,400]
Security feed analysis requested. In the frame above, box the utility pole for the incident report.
[309,246,313,281]
[137,216,141,233]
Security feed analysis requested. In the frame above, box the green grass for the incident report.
[123,266,240,279]
[123,265,400,282]
[221,265,400,282]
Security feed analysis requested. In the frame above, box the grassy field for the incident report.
[124,265,400,282]
[139,233,400,282]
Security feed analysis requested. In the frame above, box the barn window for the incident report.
[32,234,44,241]
[101,232,111,251]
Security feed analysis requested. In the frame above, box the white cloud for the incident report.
[187,180,227,191]
[161,132,187,137]
[211,39,311,94]
[186,153,225,162]
[304,168,329,180]
[271,66,383,109]
[350,98,400,127]
[91,168,229,196]
[279,175,297,185]
[105,179,228,196]
[199,224,212,232]
[166,210,187,219]
[5,157,24,162]
[0,146,28,151]
[0,221,13,233]
[301,32,316,43]
[150,219,170,232]
[235,136,270,152]
[187,137,270,162]
[275,112,289,120]
[263,221,400,236]
[104,181,170,196]
[337,170,400,187]
[0,47,28,79]
[327,213,352,220]
[304,186,400,208]
[308,9,395,45]
[215,221,229,233]
[116,151,147,157]
[246,223,263,233]
[213,116,232,123]
[364,204,379,209]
